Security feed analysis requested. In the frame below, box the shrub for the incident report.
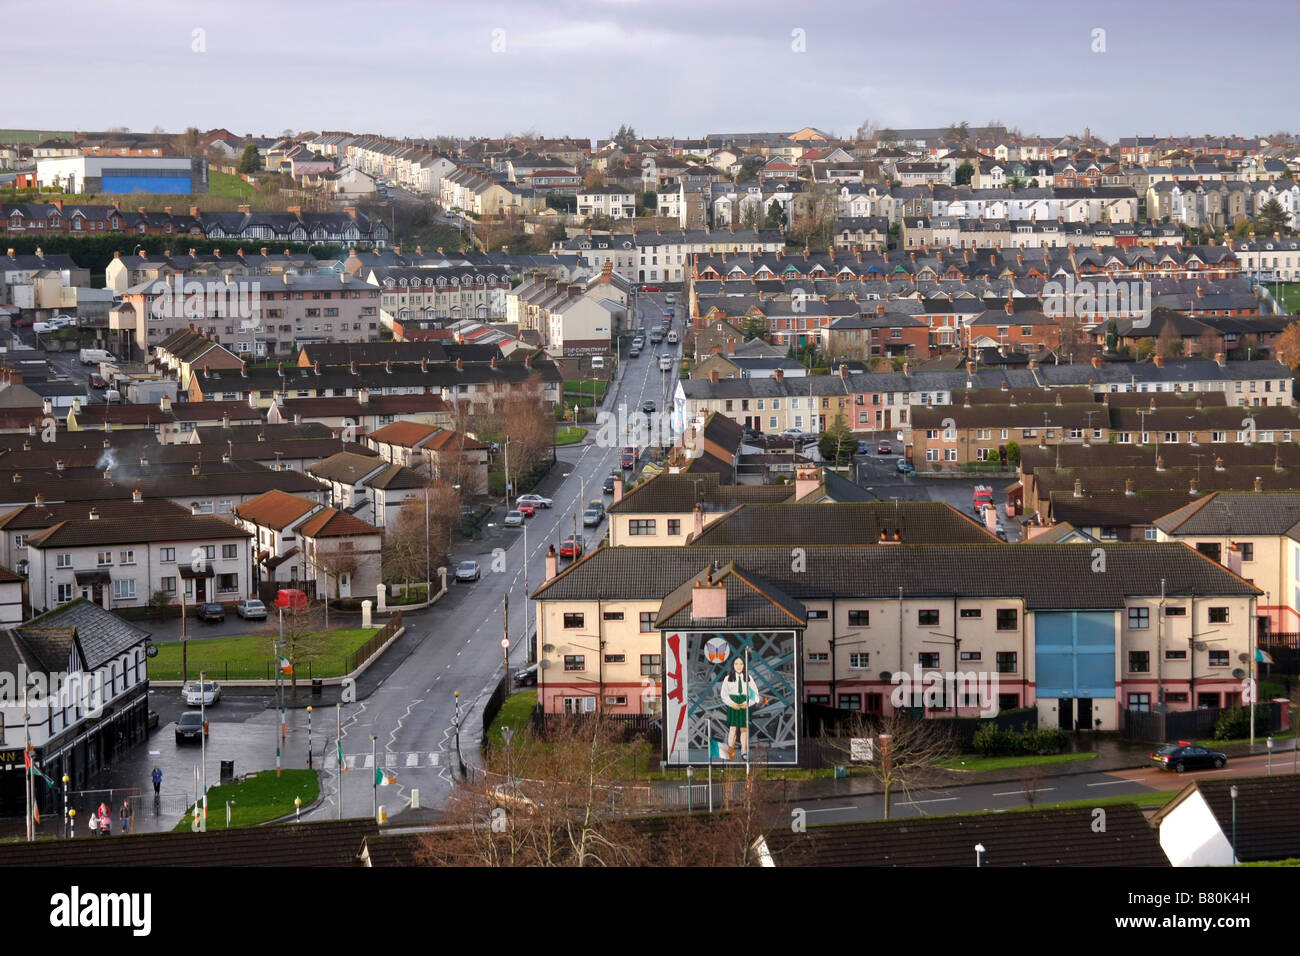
[973,724,1068,756]
[1212,706,1271,741]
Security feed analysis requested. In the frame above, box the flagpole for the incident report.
[707,714,713,813]
[371,735,378,822]
[745,648,751,779]
[23,679,32,842]
[337,702,343,820]
[200,669,207,824]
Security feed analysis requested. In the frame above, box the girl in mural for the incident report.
[719,655,765,760]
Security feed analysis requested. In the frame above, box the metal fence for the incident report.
[1121,702,1286,744]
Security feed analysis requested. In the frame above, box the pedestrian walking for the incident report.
[121,800,132,834]
[152,766,162,797]
[88,812,99,837]
[98,802,111,836]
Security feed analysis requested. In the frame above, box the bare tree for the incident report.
[823,713,955,819]
[278,599,327,699]
[382,480,461,595]
[1020,764,1045,809]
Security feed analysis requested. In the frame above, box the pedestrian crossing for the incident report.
[324,751,440,771]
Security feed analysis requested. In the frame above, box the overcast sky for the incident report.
[10,0,1297,143]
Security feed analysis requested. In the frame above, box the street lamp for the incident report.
[1230,785,1239,864]
[975,843,986,868]
[307,706,313,769]
[294,795,301,822]
[1267,736,1273,775]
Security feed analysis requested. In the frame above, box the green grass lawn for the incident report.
[210,170,255,200]
[555,426,587,445]
[486,691,537,750]
[1276,283,1300,316]
[563,379,608,396]
[1193,729,1295,747]
[174,769,319,830]
[935,752,1098,772]
[149,628,381,681]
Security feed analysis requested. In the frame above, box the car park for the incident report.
[184,680,221,706]
[1150,743,1227,773]
[195,603,225,623]
[235,598,267,619]
[175,711,207,743]
[455,560,481,582]
[503,510,524,527]
[516,494,552,509]
[896,458,915,475]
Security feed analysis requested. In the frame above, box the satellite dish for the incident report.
[1232,668,1246,679]
[879,671,892,681]
[1237,652,1249,663]
[145,644,159,658]
[542,644,555,653]
[1193,642,1208,652]
[539,660,551,670]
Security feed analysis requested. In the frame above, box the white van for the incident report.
[591,355,605,371]
[666,330,679,344]
[80,348,113,365]
[659,355,673,372]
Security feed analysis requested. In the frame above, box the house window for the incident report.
[56,583,75,603]
[1166,692,1189,703]
[629,520,657,535]
[918,652,940,668]
[217,573,238,593]
[1128,651,1150,673]
[112,579,136,600]
[1165,649,1188,660]
[563,613,584,629]
[918,609,939,626]
[119,550,135,565]
[1208,649,1229,667]
[1237,543,1254,562]
[223,544,238,559]
[161,576,177,594]
[1165,606,1186,616]
[1128,607,1150,629]
[806,609,828,620]
[563,655,585,672]
[640,612,654,632]
[995,651,1018,673]
[603,653,625,663]
[849,652,870,669]
[667,519,681,536]
[959,608,982,619]
[57,553,72,569]
[837,694,861,711]
[848,610,869,626]
[97,551,112,566]
[959,651,982,662]
[602,611,624,621]
[996,609,1018,630]
[160,547,176,562]
[1128,693,1151,712]
[807,694,830,705]
[1208,607,1229,624]
[1145,527,1158,541]
[1100,527,1117,540]
[807,652,829,662]
[641,654,662,676]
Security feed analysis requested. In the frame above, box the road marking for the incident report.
[804,805,857,814]
[362,754,374,768]
[1087,779,1141,787]
[992,787,1055,797]
[904,797,959,805]
[405,753,419,767]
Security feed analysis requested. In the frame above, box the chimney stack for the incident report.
[1125,478,1135,496]
[1073,478,1083,497]
[691,567,727,620]
[1255,476,1264,492]
[545,544,558,581]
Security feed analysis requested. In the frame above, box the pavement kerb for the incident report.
[149,626,406,690]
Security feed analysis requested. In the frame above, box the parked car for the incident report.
[235,598,267,619]
[195,603,225,623]
[994,522,1007,541]
[642,400,656,413]
[559,536,584,559]
[175,711,207,743]
[603,474,617,494]
[1150,743,1227,773]
[640,285,661,293]
[515,501,536,517]
[659,355,673,372]
[588,499,605,516]
[503,510,524,527]
[89,375,107,389]
[896,458,915,475]
[621,447,636,469]
[583,508,603,527]
[877,441,892,455]
[664,293,676,304]
[780,427,803,440]
[514,663,538,686]
[455,560,481,583]
[628,346,641,358]
[516,494,552,509]
[184,680,221,707]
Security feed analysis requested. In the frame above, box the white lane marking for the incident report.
[1087,779,1142,787]
[904,797,959,805]
[804,805,857,814]
[992,787,1055,797]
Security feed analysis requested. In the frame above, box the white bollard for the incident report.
[361,599,372,629]
[410,788,420,809]
[376,583,387,614]
[376,804,387,823]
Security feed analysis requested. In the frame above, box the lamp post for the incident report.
[454,690,465,777]
[1230,784,1239,864]
[370,734,378,821]
[200,668,207,824]
[294,795,301,822]
[975,843,986,868]
[1267,736,1273,775]
[307,706,313,769]
[336,702,343,820]
[686,765,694,813]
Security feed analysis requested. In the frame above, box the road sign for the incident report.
[500,638,510,649]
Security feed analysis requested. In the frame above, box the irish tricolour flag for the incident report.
[1256,648,1275,665]
[375,767,396,786]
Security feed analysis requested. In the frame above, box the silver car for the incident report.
[503,510,524,527]
[455,560,481,582]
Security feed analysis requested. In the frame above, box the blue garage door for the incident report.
[1035,611,1115,699]
[102,175,193,194]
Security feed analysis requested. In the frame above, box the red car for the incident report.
[516,501,536,517]
[640,285,661,293]
[559,536,584,559]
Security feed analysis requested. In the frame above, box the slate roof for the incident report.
[308,451,389,485]
[1153,492,1300,538]
[689,502,997,546]
[654,561,807,629]
[763,805,1167,867]
[24,514,248,548]
[533,543,1258,607]
[16,598,150,670]
[609,472,795,514]
[1150,774,1300,864]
